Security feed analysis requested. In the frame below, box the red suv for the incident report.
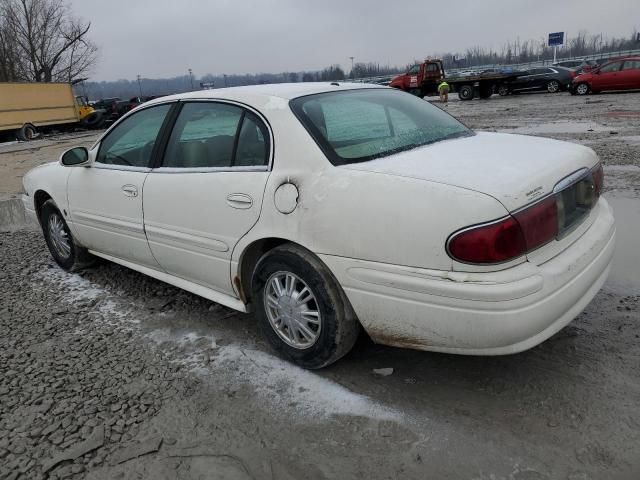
[571,57,640,95]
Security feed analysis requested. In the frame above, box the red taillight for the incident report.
[592,163,603,197]
[513,196,558,251]
[448,196,559,264]
[448,216,526,264]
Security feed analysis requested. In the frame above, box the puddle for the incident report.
[502,121,611,135]
[606,195,640,293]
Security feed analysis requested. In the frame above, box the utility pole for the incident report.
[188,68,194,90]
[349,56,355,78]
[224,74,228,87]
[137,75,142,97]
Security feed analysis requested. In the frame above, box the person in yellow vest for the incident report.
[437,80,450,104]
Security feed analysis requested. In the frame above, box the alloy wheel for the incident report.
[576,83,589,95]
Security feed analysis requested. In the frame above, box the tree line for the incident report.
[1,0,639,99]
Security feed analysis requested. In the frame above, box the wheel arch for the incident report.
[33,189,53,224]
[236,237,299,305]
[236,237,343,308]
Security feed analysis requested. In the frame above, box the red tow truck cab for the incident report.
[389,60,445,96]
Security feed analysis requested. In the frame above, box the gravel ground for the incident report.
[1,91,639,480]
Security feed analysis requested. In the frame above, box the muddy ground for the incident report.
[0,91,639,480]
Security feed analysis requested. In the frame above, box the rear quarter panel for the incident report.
[232,106,509,273]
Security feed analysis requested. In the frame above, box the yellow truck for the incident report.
[0,82,104,141]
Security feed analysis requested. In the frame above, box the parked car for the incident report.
[22,84,615,368]
[571,57,640,95]
[499,66,575,95]
[93,97,121,121]
[553,59,598,69]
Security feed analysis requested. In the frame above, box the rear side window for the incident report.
[623,60,640,70]
[290,88,471,166]
[162,102,269,169]
[600,62,622,73]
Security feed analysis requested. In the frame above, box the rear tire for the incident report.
[17,123,37,141]
[40,199,95,272]
[458,84,474,101]
[546,80,560,93]
[251,243,360,369]
[81,111,105,129]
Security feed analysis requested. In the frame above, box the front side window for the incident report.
[97,104,171,167]
[290,88,472,166]
[163,102,269,169]
[599,62,622,73]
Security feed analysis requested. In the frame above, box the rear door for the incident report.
[510,71,532,91]
[592,61,624,90]
[620,59,640,89]
[142,101,272,295]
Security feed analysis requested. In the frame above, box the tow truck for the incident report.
[389,59,524,100]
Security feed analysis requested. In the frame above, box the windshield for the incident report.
[290,88,472,166]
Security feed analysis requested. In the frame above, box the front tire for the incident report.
[40,200,95,271]
[252,244,360,369]
[575,83,590,95]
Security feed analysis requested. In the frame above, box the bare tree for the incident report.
[1,0,97,82]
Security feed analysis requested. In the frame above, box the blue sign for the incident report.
[548,32,564,47]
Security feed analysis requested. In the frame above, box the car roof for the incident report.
[144,82,384,107]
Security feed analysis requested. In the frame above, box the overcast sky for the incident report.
[69,0,639,81]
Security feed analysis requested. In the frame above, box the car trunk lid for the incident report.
[341,131,600,212]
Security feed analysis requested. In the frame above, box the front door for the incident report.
[143,101,272,295]
[592,61,624,90]
[67,103,173,268]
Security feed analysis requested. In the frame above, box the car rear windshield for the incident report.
[289,88,472,166]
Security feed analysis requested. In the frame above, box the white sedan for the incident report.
[22,83,615,368]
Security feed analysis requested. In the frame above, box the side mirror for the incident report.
[60,146,89,167]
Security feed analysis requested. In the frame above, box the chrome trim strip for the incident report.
[553,167,590,193]
[92,164,151,173]
[152,165,268,174]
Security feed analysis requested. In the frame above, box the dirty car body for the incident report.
[22,83,615,367]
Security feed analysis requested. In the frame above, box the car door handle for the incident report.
[226,193,253,209]
[122,184,138,197]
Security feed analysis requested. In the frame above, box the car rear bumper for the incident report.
[320,197,615,355]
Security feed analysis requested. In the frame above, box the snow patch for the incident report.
[38,268,134,323]
[39,268,105,302]
[214,345,401,421]
[146,328,217,349]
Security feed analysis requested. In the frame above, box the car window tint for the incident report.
[322,99,391,142]
[96,104,171,167]
[234,112,269,167]
[164,103,243,168]
[291,89,471,165]
[623,60,640,70]
[425,64,439,72]
[599,62,622,73]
